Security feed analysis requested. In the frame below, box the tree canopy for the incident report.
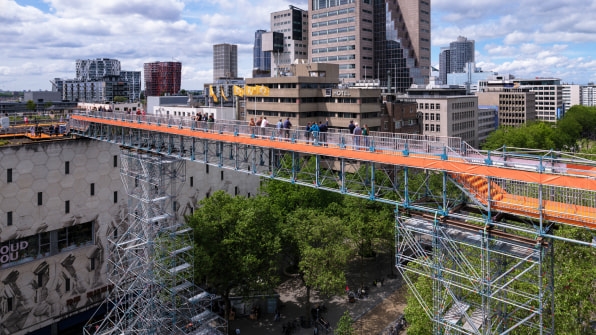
[482,105,596,151]
[187,191,282,317]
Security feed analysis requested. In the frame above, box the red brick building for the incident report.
[144,61,182,97]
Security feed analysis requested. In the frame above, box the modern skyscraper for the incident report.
[269,5,308,76]
[308,0,430,91]
[143,61,182,97]
[375,0,431,91]
[438,47,450,84]
[449,36,475,73]
[439,36,475,85]
[213,43,238,81]
[253,30,272,77]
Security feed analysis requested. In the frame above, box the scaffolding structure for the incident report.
[84,149,226,335]
[396,214,554,334]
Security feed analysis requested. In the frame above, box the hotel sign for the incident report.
[334,90,351,96]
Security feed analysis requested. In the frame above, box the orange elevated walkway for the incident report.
[71,114,596,230]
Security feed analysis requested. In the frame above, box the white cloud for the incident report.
[1,0,595,90]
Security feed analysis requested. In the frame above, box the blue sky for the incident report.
[2,0,596,91]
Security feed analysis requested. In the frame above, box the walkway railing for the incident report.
[71,111,596,180]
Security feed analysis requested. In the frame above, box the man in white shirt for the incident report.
[260,117,269,137]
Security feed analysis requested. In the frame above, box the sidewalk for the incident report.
[229,256,406,335]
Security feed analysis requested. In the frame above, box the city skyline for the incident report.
[2,0,596,91]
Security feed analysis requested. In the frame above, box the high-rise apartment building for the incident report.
[269,5,308,76]
[309,0,368,83]
[144,61,182,97]
[76,58,121,81]
[580,84,596,107]
[119,71,142,102]
[213,44,238,81]
[55,59,141,103]
[439,36,475,85]
[253,30,272,77]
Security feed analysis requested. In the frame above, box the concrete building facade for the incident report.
[76,59,121,81]
[410,88,479,147]
[562,84,581,112]
[213,44,238,82]
[269,6,309,76]
[245,63,384,131]
[0,139,260,335]
[477,105,498,146]
[373,0,431,90]
[55,59,141,103]
[513,78,564,122]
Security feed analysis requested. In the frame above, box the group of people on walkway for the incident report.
[193,112,215,123]
[246,116,370,148]
[348,119,370,148]
[29,123,62,137]
[305,118,329,144]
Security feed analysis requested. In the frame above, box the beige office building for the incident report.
[477,88,537,127]
[416,95,479,148]
[513,78,563,122]
[245,63,382,130]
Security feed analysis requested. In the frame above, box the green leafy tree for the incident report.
[339,197,394,285]
[113,96,128,103]
[287,208,351,322]
[335,310,355,335]
[403,263,434,335]
[553,226,596,333]
[482,122,563,151]
[26,100,36,113]
[187,191,282,319]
